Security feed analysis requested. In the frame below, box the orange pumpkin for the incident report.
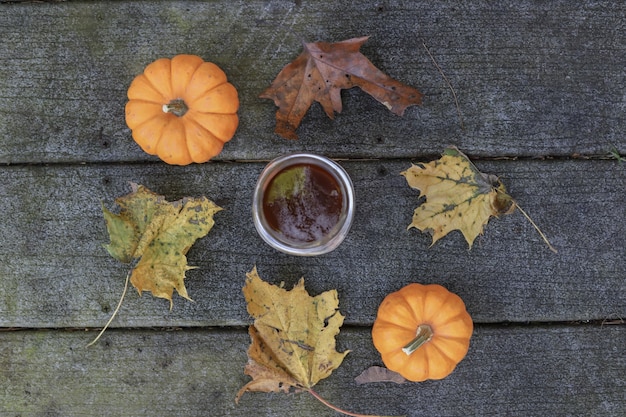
[371,283,473,382]
[125,54,239,165]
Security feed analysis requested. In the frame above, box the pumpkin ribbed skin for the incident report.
[125,54,239,165]
[372,283,473,382]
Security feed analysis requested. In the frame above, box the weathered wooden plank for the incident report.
[1,325,624,416]
[1,159,624,328]
[0,1,624,163]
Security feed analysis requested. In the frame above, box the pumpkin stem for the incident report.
[163,99,188,117]
[402,324,433,355]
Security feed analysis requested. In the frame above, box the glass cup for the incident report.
[252,153,355,256]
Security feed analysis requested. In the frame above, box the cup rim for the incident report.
[252,153,355,256]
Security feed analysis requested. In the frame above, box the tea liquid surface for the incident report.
[262,163,343,243]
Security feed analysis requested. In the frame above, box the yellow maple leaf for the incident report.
[401,147,515,248]
[237,266,349,398]
[237,267,403,417]
[102,183,222,307]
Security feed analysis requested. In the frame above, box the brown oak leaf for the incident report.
[260,36,422,139]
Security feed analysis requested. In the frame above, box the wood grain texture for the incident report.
[1,160,623,328]
[1,1,624,416]
[0,1,624,163]
[1,325,624,417]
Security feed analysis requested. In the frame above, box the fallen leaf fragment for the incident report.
[401,147,515,248]
[354,366,408,385]
[102,183,222,307]
[237,267,401,417]
[260,36,422,139]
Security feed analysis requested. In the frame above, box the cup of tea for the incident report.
[252,153,355,256]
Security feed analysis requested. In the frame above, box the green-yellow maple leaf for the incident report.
[102,183,222,307]
[401,147,515,249]
[89,183,221,346]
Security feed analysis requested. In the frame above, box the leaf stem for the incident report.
[514,203,558,253]
[422,41,464,130]
[86,268,131,347]
[307,388,406,417]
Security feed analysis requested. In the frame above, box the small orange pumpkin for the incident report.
[372,283,473,382]
[125,54,239,165]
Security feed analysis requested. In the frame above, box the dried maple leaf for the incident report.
[237,267,399,417]
[237,266,349,397]
[102,183,222,307]
[260,36,422,139]
[401,147,515,249]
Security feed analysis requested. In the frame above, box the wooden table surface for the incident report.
[1,1,624,416]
